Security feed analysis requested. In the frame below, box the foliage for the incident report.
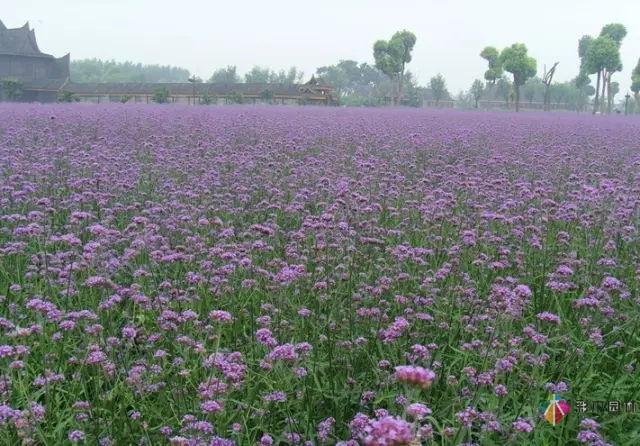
[523,77,544,104]
[584,36,622,75]
[227,91,244,104]
[120,95,133,104]
[209,66,240,84]
[316,60,386,98]
[315,59,418,107]
[599,23,627,44]
[71,59,190,83]
[495,76,513,105]
[500,43,536,111]
[428,74,448,104]
[244,66,304,84]
[469,79,484,107]
[500,44,537,87]
[0,79,23,101]
[200,93,214,105]
[260,89,274,104]
[57,90,78,103]
[630,58,640,95]
[373,30,417,104]
[480,46,503,84]
[152,87,170,104]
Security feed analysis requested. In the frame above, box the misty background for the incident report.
[5,0,640,94]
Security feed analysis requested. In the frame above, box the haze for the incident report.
[5,0,640,93]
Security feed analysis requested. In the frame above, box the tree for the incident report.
[316,60,386,101]
[599,23,626,114]
[245,66,273,83]
[600,23,627,45]
[583,35,621,114]
[480,47,503,84]
[574,73,595,112]
[429,74,447,105]
[58,90,79,103]
[632,58,640,110]
[260,88,274,104]
[1,79,23,101]
[496,76,512,108]
[208,66,240,83]
[373,30,417,105]
[523,77,543,105]
[500,43,537,112]
[470,79,484,108]
[152,87,170,104]
[402,71,423,107]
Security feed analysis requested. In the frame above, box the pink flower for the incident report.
[394,366,436,389]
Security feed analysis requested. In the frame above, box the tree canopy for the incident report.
[70,59,190,83]
[429,74,448,104]
[500,43,536,111]
[244,66,304,84]
[208,66,240,83]
[373,30,417,104]
[480,46,503,84]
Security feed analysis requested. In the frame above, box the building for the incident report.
[0,20,69,102]
[0,19,336,105]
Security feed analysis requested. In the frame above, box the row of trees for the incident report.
[474,23,635,113]
[70,59,306,85]
[208,66,305,84]
[70,59,190,83]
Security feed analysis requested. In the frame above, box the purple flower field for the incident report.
[1,104,640,445]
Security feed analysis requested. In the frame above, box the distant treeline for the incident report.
[70,59,191,83]
[69,60,306,85]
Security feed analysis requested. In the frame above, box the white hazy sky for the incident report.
[4,0,640,93]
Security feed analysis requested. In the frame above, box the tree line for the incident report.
[21,25,640,112]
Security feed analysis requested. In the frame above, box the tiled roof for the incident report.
[0,21,51,57]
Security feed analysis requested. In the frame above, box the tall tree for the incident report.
[208,66,240,83]
[583,36,621,114]
[574,72,595,112]
[632,58,640,110]
[429,74,447,105]
[500,43,537,112]
[480,47,502,85]
[470,79,484,108]
[599,23,626,114]
[373,30,417,105]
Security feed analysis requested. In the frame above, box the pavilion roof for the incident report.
[0,21,52,57]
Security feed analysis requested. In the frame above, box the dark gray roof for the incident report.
[64,82,330,97]
[0,21,51,57]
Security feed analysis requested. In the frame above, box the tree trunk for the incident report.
[515,85,520,112]
[544,84,550,111]
[593,70,601,114]
[600,71,607,114]
[606,76,612,114]
[397,69,405,106]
